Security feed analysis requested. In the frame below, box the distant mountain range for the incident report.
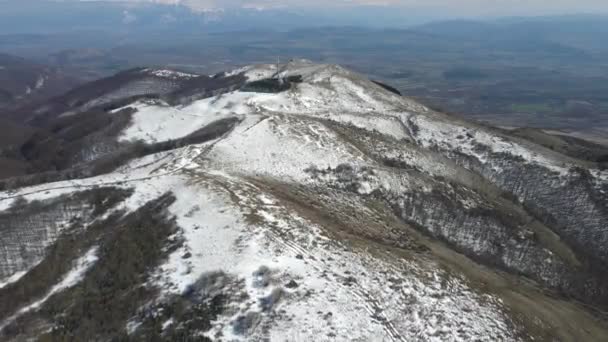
[2,1,607,35]
[0,2,436,34]
[2,13,608,136]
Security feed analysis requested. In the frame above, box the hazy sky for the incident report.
[103,0,608,15]
[1,0,607,17]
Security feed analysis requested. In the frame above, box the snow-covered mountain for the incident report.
[0,60,607,341]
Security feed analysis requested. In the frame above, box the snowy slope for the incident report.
[0,146,519,341]
[0,60,606,341]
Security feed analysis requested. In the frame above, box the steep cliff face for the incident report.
[0,60,606,341]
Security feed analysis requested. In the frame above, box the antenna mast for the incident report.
[276,56,284,84]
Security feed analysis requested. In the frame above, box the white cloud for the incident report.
[122,9,137,23]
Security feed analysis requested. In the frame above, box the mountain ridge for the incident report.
[0,60,606,341]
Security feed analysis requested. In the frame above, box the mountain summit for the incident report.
[0,60,607,341]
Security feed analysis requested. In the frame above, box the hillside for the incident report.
[0,53,82,111]
[0,60,606,341]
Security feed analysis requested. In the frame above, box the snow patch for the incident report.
[157,178,521,341]
[116,92,255,143]
[142,68,200,79]
[0,247,99,331]
[152,176,256,294]
[35,75,46,89]
[0,270,28,290]
[206,115,371,182]
[115,61,424,146]
[411,114,571,175]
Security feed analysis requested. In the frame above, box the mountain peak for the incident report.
[0,61,607,341]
